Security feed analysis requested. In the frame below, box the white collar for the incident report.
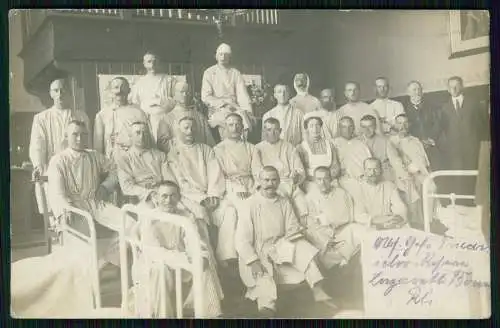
[452,94,464,102]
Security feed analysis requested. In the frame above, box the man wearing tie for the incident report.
[438,76,489,202]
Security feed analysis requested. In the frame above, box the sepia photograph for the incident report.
[8,9,491,319]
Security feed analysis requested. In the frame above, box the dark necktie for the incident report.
[455,99,461,112]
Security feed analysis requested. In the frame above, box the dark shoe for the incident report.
[258,307,276,318]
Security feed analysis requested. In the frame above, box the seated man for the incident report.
[116,121,177,204]
[214,113,262,214]
[157,81,215,150]
[11,120,135,318]
[358,114,419,205]
[166,115,239,266]
[302,167,366,272]
[256,117,308,217]
[390,114,437,228]
[333,116,372,193]
[235,166,336,318]
[128,181,223,318]
[296,112,341,192]
[347,158,408,230]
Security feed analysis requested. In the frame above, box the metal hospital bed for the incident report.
[120,204,205,318]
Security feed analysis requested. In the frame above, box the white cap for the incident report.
[216,43,232,54]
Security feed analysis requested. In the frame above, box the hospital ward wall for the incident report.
[323,10,490,104]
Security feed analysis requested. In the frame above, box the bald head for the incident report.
[216,43,232,66]
[173,81,189,105]
[320,88,335,110]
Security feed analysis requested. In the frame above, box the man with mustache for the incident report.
[262,84,305,147]
[166,115,239,268]
[369,77,405,135]
[346,158,408,230]
[201,43,255,140]
[213,113,262,216]
[235,166,337,318]
[255,117,307,218]
[29,77,90,221]
[289,73,322,114]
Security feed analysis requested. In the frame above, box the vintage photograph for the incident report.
[9,9,491,319]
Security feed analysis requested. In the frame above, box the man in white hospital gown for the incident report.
[201,43,255,140]
[302,167,366,272]
[235,167,336,318]
[157,81,215,149]
[369,77,405,134]
[390,114,437,228]
[214,113,262,215]
[94,77,153,162]
[166,115,239,266]
[289,73,322,114]
[262,84,305,147]
[29,78,90,216]
[347,158,408,229]
[128,181,223,318]
[11,120,134,318]
[337,82,381,136]
[358,114,419,206]
[255,117,308,218]
[296,112,341,192]
[130,52,176,141]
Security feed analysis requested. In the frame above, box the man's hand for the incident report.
[96,185,110,202]
[236,192,252,200]
[250,260,266,279]
[201,196,220,211]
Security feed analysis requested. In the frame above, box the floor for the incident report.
[11,243,364,319]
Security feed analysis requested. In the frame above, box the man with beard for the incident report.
[317,88,340,139]
[402,80,442,169]
[337,82,381,136]
[235,166,337,318]
[289,73,322,114]
[201,43,255,140]
[369,77,405,135]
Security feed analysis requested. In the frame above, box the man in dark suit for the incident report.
[403,80,443,170]
[437,76,490,203]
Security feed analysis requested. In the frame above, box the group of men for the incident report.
[18,42,489,318]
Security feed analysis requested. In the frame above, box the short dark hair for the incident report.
[395,113,408,121]
[225,113,243,123]
[364,157,381,168]
[263,117,281,129]
[345,81,360,89]
[67,120,86,129]
[155,180,181,194]
[110,76,131,89]
[178,115,196,125]
[375,76,389,83]
[261,165,280,176]
[130,121,147,127]
[360,115,377,124]
[304,116,323,129]
[339,116,354,125]
[448,76,464,85]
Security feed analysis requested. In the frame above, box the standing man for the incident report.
[201,43,255,140]
[402,80,442,169]
[370,77,405,134]
[289,73,322,114]
[130,51,176,141]
[29,77,90,218]
[157,81,215,149]
[338,82,381,136]
[94,77,152,161]
[316,88,340,139]
[262,84,305,147]
[438,76,490,199]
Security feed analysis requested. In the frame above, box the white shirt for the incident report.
[452,94,464,111]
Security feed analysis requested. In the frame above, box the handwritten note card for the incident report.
[361,228,490,319]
